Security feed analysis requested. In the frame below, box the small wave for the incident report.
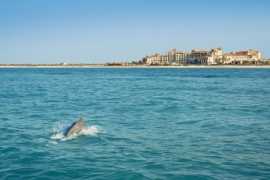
[50,122,101,142]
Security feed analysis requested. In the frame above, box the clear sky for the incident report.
[1,0,270,63]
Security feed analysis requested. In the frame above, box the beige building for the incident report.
[145,53,169,65]
[210,48,223,59]
[167,49,188,65]
[209,48,223,64]
[145,53,161,65]
[223,50,262,64]
[143,48,262,65]
[144,49,187,65]
[187,48,223,65]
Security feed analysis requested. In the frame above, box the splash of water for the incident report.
[50,121,101,142]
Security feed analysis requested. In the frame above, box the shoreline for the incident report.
[1,65,270,68]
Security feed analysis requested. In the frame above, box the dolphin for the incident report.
[64,118,86,137]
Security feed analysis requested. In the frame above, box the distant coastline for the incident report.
[1,64,270,68]
[2,48,269,69]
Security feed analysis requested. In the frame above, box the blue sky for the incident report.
[1,0,270,63]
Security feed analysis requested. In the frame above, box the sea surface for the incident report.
[0,68,270,180]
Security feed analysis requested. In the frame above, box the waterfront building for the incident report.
[223,49,262,64]
[211,48,223,58]
[145,53,161,65]
[144,49,188,65]
[161,55,169,64]
[186,48,223,65]
[188,49,209,64]
[175,51,188,64]
[145,53,169,65]
[142,48,262,65]
[168,49,177,63]
[209,48,223,64]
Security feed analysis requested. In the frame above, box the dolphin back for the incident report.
[64,119,86,137]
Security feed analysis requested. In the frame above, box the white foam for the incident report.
[50,132,64,140]
[80,125,99,136]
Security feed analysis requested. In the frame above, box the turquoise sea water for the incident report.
[0,68,270,180]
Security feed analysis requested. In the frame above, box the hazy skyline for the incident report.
[1,0,270,63]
